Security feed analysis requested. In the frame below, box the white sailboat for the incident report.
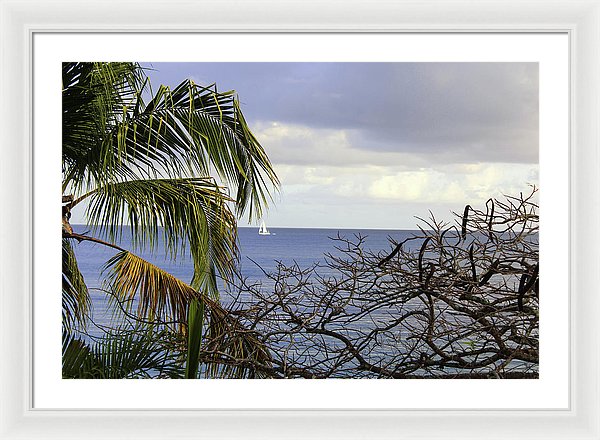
[258,220,271,236]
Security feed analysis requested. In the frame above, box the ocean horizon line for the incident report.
[71,223,425,232]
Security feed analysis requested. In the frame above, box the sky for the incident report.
[142,62,539,230]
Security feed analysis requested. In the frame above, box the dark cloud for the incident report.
[144,62,538,164]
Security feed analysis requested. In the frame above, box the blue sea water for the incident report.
[72,225,417,332]
[69,225,538,377]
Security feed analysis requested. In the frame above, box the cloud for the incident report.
[365,164,537,204]
[142,62,540,229]
[266,161,537,223]
[253,119,535,169]
[145,62,538,164]
[258,165,537,229]
[243,118,539,228]
[252,121,430,168]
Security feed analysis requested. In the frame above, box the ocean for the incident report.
[72,225,417,333]
[69,224,538,378]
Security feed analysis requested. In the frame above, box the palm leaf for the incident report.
[119,79,279,220]
[63,63,279,221]
[62,326,183,379]
[185,298,205,379]
[62,238,90,331]
[85,177,237,296]
[102,250,217,327]
[62,331,105,379]
[96,325,181,379]
[62,62,146,192]
[102,251,272,377]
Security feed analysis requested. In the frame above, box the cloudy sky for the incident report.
[144,62,538,230]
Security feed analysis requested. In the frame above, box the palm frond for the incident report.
[102,251,272,377]
[63,63,279,220]
[62,331,105,379]
[85,177,237,296]
[102,250,214,327]
[126,80,280,220]
[96,325,182,378]
[185,298,205,379]
[62,238,90,331]
[62,62,146,192]
[62,62,279,378]
[62,326,183,379]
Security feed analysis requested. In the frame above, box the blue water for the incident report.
[72,225,417,331]
[73,225,413,281]
[69,225,538,377]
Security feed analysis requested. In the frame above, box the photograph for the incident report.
[5,0,600,436]
[61,61,539,379]
[3,0,600,434]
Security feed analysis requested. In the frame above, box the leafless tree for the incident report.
[202,188,539,379]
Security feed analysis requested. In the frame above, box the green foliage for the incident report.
[87,177,237,296]
[62,239,90,331]
[185,298,205,379]
[62,62,145,192]
[62,326,183,379]
[61,62,279,378]
[63,61,279,308]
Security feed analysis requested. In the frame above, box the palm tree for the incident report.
[61,62,279,378]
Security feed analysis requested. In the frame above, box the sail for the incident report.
[259,220,270,235]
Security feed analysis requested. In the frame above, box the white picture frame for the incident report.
[1,0,598,439]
